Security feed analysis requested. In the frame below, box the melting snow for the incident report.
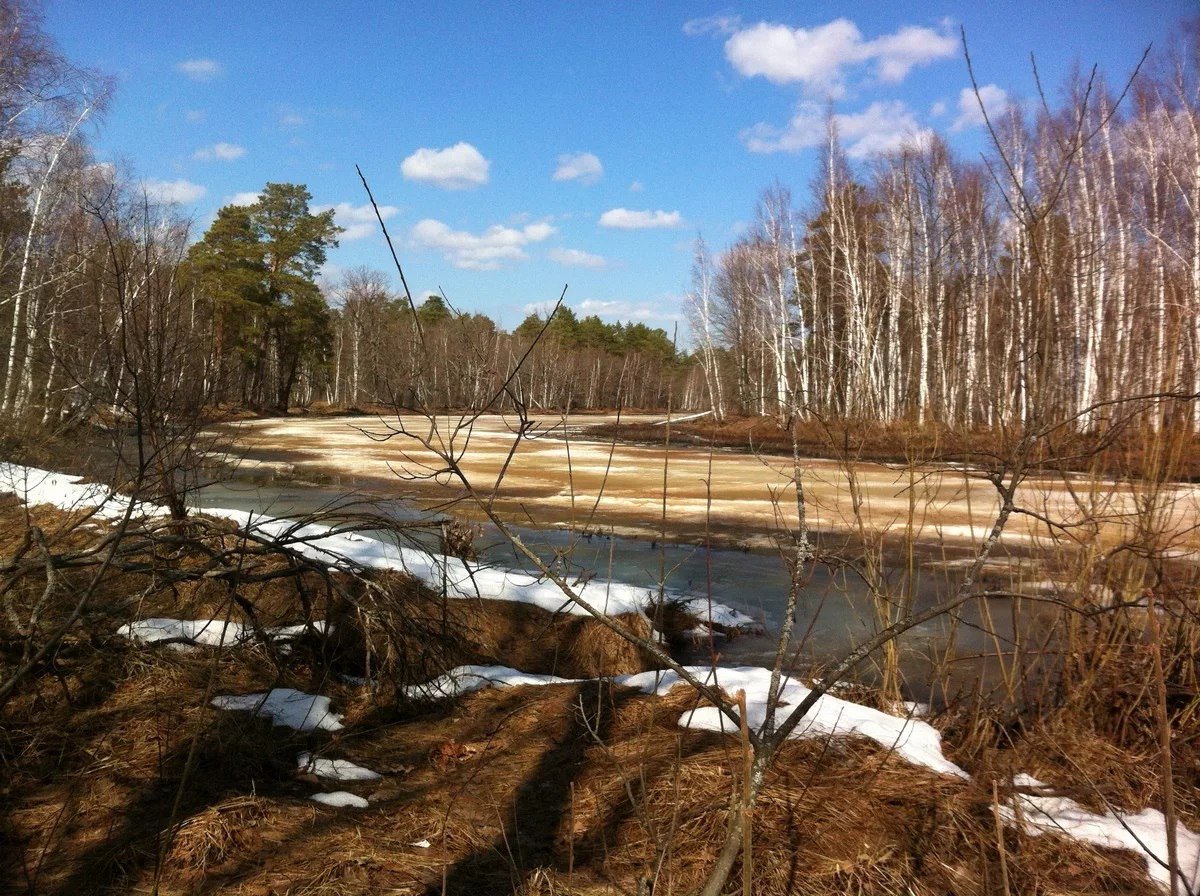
[310,791,368,808]
[402,664,578,700]
[618,666,967,779]
[118,618,328,649]
[119,618,248,648]
[0,462,756,629]
[203,505,699,618]
[211,688,343,732]
[1004,775,1200,894]
[14,461,1195,893]
[0,464,159,520]
[678,597,759,630]
[403,663,964,779]
[297,751,381,782]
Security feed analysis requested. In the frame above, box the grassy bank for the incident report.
[1,488,1197,894]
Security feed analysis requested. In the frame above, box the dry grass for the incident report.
[2,476,1197,895]
[1,631,1179,896]
[590,415,1200,482]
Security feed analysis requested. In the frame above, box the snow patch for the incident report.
[211,688,343,732]
[618,666,967,778]
[654,410,712,425]
[678,597,760,631]
[202,506,663,617]
[403,664,964,779]
[1004,776,1200,894]
[0,464,163,520]
[297,752,381,782]
[1,462,755,631]
[118,617,328,649]
[119,618,247,648]
[310,791,368,808]
[403,664,578,700]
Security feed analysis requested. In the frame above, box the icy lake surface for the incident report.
[195,477,1021,700]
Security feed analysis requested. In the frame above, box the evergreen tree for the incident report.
[416,295,452,327]
[189,183,341,409]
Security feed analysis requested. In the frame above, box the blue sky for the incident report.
[46,1,1192,333]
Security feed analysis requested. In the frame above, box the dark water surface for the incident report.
[195,476,1025,703]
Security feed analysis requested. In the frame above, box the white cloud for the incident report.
[629,180,644,192]
[930,100,947,117]
[142,179,206,205]
[868,25,958,83]
[185,109,205,123]
[278,110,306,128]
[725,19,864,94]
[521,299,559,317]
[742,100,932,158]
[176,59,222,81]
[549,247,608,269]
[577,298,680,323]
[951,83,1008,131]
[313,202,398,241]
[401,142,490,190]
[411,218,555,270]
[226,191,261,207]
[683,14,742,37]
[553,151,603,184]
[193,142,246,162]
[598,208,683,230]
[723,19,955,95]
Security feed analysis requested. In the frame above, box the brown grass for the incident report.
[2,487,1196,895]
[590,415,1200,482]
[2,656,1173,896]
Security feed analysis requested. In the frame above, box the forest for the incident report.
[2,4,1200,896]
[1,8,1197,431]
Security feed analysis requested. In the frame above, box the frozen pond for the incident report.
[209,413,1200,557]
[195,476,1030,703]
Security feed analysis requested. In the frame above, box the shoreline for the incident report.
[205,413,1200,568]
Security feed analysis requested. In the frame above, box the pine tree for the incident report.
[189,184,341,409]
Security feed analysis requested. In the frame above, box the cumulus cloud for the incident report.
[226,191,261,207]
[176,58,222,81]
[629,180,644,192]
[553,151,603,184]
[411,218,555,270]
[193,142,246,162]
[725,19,862,94]
[598,208,683,230]
[951,83,1008,131]
[869,25,959,83]
[401,142,490,190]
[142,179,206,204]
[548,247,608,269]
[742,100,931,158]
[314,202,398,241]
[723,19,955,95]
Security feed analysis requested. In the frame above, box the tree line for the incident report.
[324,276,683,411]
[687,37,1200,432]
[0,1,683,423]
[2,0,1197,433]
